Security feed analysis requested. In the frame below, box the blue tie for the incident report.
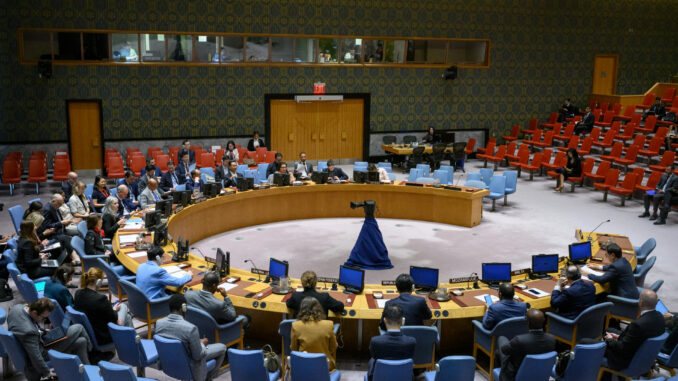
[153,192,159,201]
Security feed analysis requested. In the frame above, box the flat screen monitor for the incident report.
[246,177,254,189]
[353,171,366,183]
[531,254,559,275]
[339,265,365,294]
[215,248,229,277]
[268,258,289,281]
[236,178,249,191]
[481,263,511,287]
[155,199,172,218]
[439,131,456,144]
[273,173,290,187]
[367,171,379,182]
[569,241,592,263]
[311,171,329,184]
[410,266,439,292]
[144,210,161,229]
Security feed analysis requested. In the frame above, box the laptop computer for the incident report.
[42,259,58,268]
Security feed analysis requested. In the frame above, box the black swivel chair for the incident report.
[428,143,447,170]
[451,142,467,172]
[403,135,418,145]
[407,146,426,169]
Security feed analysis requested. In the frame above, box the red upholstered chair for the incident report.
[612,103,622,115]
[613,105,636,122]
[465,138,476,155]
[637,115,657,134]
[519,152,544,180]
[126,148,141,162]
[558,135,579,152]
[595,111,615,129]
[576,136,593,157]
[648,151,676,172]
[476,138,497,155]
[638,137,663,160]
[600,142,623,162]
[553,124,575,145]
[155,154,169,172]
[127,151,144,170]
[169,147,181,164]
[599,102,610,112]
[613,145,639,173]
[539,148,553,167]
[591,129,617,153]
[502,125,521,143]
[521,118,539,136]
[661,87,676,105]
[629,167,646,192]
[107,157,125,179]
[541,151,566,174]
[27,158,47,194]
[147,147,162,159]
[199,152,215,169]
[635,93,655,111]
[522,129,542,149]
[614,123,636,142]
[476,142,496,160]
[654,127,670,141]
[486,146,508,170]
[52,158,71,182]
[593,169,621,202]
[669,95,678,108]
[609,172,637,206]
[129,155,146,176]
[561,157,595,192]
[508,148,530,177]
[2,159,21,195]
[503,142,518,161]
[540,113,559,130]
[264,151,276,164]
[214,149,225,164]
[635,171,663,193]
[584,160,612,184]
[504,144,528,163]
[588,127,601,142]
[190,145,202,157]
[623,135,645,153]
[629,113,642,127]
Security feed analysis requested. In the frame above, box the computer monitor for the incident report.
[273,173,290,187]
[481,263,511,288]
[311,171,329,184]
[531,254,559,279]
[338,265,365,294]
[155,199,172,218]
[410,266,439,293]
[353,171,366,183]
[215,248,230,277]
[439,131,456,144]
[246,177,254,189]
[268,258,289,283]
[144,210,161,230]
[367,171,379,183]
[569,241,592,264]
[204,182,220,198]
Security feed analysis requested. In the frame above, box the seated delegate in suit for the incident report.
[38,193,75,259]
[185,272,238,324]
[482,283,527,330]
[368,163,391,182]
[291,297,339,372]
[286,270,345,318]
[266,152,284,178]
[62,171,78,201]
[115,184,138,218]
[327,160,349,181]
[7,298,92,381]
[139,178,163,209]
[176,152,193,183]
[639,164,678,225]
[17,221,65,279]
[662,311,678,355]
[177,139,196,165]
[159,160,184,193]
[136,246,192,300]
[117,171,139,202]
[155,294,227,381]
[185,169,204,192]
[215,158,237,186]
[224,140,239,162]
[582,243,639,300]
[368,304,416,380]
[645,97,666,119]
[247,131,265,151]
[550,265,595,319]
[496,309,556,381]
[91,175,110,213]
[84,213,121,266]
[574,106,595,134]
[101,196,127,240]
[138,162,159,194]
[294,152,314,180]
[554,148,582,192]
[56,189,81,236]
[43,265,75,310]
[69,181,91,219]
[74,268,133,346]
[558,98,576,122]
[267,162,296,184]
[380,274,432,330]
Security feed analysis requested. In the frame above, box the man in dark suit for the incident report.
[550,265,596,319]
[214,156,229,186]
[177,139,196,165]
[496,309,556,381]
[583,243,639,300]
[185,272,238,324]
[185,169,204,192]
[575,106,595,135]
[482,283,527,330]
[558,98,576,122]
[294,152,313,180]
[368,304,416,380]
[286,270,345,318]
[639,164,678,225]
[159,160,185,193]
[61,171,78,201]
[115,184,139,218]
[117,171,139,202]
[38,193,74,256]
[645,97,666,119]
[176,152,192,183]
[216,159,239,187]
[247,131,265,151]
[379,274,432,330]
[327,160,349,181]
[266,152,284,178]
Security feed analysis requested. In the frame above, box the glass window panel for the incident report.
[406,40,446,64]
[363,40,384,63]
[340,39,361,63]
[112,34,139,62]
[194,35,218,62]
[54,32,81,60]
[22,31,52,61]
[140,34,166,62]
[294,38,316,63]
[271,37,294,62]
[246,36,269,62]
[220,36,244,62]
[318,38,338,63]
[82,33,109,61]
[383,40,405,63]
[168,34,192,62]
[447,41,487,66]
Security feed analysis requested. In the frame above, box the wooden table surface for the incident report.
[381,144,454,155]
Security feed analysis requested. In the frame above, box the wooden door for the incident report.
[67,100,103,170]
[592,55,618,95]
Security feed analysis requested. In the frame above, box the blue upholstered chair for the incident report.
[317,161,328,171]
[416,177,435,184]
[71,235,119,275]
[424,355,476,381]
[606,294,639,325]
[439,165,455,184]
[472,316,528,381]
[236,164,249,176]
[278,319,295,370]
[107,322,159,378]
[77,220,88,239]
[65,306,115,353]
[257,163,270,184]
[492,351,557,381]
[99,360,159,381]
[154,335,216,381]
[0,327,35,378]
[479,168,494,187]
[658,341,678,377]
[84,183,94,199]
[551,342,606,381]
[433,169,449,185]
[289,351,340,381]
[401,326,440,370]
[8,205,23,235]
[48,298,69,330]
[17,273,42,303]
[185,306,245,348]
[227,348,280,381]
[503,170,518,205]
[545,302,613,349]
[599,332,668,380]
[416,163,431,177]
[48,349,102,381]
[119,279,170,339]
[174,183,186,191]
[640,279,664,293]
[634,256,656,287]
[408,168,423,182]
[466,172,482,182]
[200,167,215,179]
[465,179,489,189]
[485,175,506,211]
[109,187,118,197]
[633,238,656,264]
[0,307,7,378]
[365,358,413,381]
[98,258,135,302]
[378,162,392,173]
[27,198,42,207]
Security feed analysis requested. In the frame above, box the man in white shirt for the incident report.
[294,152,313,180]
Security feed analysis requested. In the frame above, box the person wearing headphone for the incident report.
[136,246,192,300]
[379,274,432,331]
[73,268,133,352]
[185,272,238,324]
[549,265,596,319]
[155,294,227,381]
[43,265,76,310]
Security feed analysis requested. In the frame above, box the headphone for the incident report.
[95,278,103,289]
[181,303,187,313]
[61,270,69,283]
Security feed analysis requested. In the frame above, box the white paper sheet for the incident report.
[376,299,388,308]
[168,270,190,278]
[118,235,138,244]
[162,265,182,274]
[127,251,147,258]
[218,283,239,292]
[525,288,550,298]
[120,222,144,231]
[582,265,604,276]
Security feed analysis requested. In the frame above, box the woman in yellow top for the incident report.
[290,297,338,371]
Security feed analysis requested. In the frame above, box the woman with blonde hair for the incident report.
[290,296,338,371]
[69,181,91,219]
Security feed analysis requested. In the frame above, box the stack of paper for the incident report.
[217,283,239,292]
[127,251,147,258]
[118,235,138,245]
[582,265,604,276]
[120,222,144,231]
[163,265,190,279]
[376,299,388,308]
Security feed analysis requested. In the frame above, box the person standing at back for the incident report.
[177,139,196,165]
[286,270,345,318]
[379,274,432,330]
[482,283,527,330]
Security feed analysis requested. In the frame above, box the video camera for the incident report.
[350,200,376,218]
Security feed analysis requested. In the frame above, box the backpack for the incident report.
[0,278,14,302]
[555,349,574,378]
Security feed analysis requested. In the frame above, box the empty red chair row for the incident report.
[502,125,520,143]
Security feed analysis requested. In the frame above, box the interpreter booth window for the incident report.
[447,40,487,66]
[22,30,52,61]
[318,38,338,63]
[294,38,316,63]
[54,32,82,61]
[383,40,405,64]
[406,40,447,64]
[83,33,109,61]
[246,36,269,62]
[363,40,385,63]
[140,34,166,62]
[112,34,139,62]
[194,35,218,62]
[168,35,193,62]
[340,38,362,63]
[271,37,294,62]
[220,36,244,62]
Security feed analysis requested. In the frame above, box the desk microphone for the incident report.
[454,172,466,186]
[467,272,479,290]
[189,246,207,262]
[586,219,610,241]
[244,259,262,281]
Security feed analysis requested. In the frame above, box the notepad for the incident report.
[582,265,604,276]
[127,251,147,258]
[218,283,239,292]
[120,222,144,231]
[118,235,138,244]
[376,299,388,308]
[127,218,143,223]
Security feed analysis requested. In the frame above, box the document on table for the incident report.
[474,294,500,304]
[376,299,388,309]
[118,235,138,244]
[120,222,144,231]
[582,265,604,276]
[525,288,550,298]
[218,283,239,292]
[163,265,190,279]
[127,251,147,258]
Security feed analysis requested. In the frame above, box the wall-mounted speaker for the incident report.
[38,60,52,79]
[442,65,457,80]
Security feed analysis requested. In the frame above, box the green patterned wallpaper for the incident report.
[1,0,676,142]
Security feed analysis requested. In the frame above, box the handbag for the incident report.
[555,349,574,378]
[262,344,281,373]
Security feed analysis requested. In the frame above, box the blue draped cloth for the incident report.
[344,217,393,270]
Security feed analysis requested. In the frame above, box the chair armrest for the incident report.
[607,295,639,305]
[148,295,171,306]
[120,275,136,282]
[33,276,51,284]
[216,315,246,330]
[545,312,576,325]
[471,319,491,335]
[83,254,109,260]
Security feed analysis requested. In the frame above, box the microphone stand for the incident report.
[586,219,610,241]
[245,259,262,282]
